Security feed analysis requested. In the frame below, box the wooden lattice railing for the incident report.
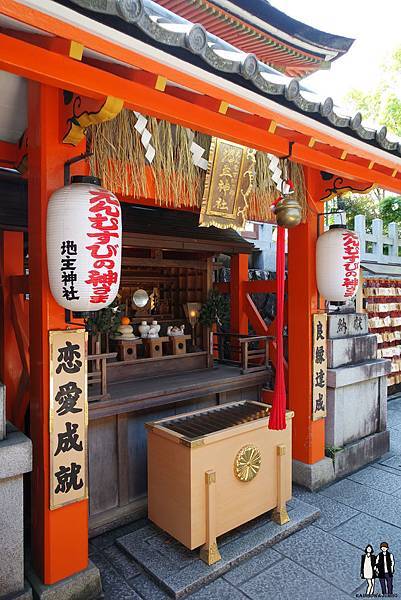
[212,332,272,374]
[87,352,117,402]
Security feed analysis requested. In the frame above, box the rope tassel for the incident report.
[268,224,287,430]
[267,152,290,431]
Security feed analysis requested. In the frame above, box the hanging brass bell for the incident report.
[274,194,302,228]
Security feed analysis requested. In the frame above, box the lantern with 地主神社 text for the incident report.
[316,224,360,302]
[46,175,122,312]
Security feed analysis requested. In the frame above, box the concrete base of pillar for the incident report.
[331,430,390,479]
[293,430,390,491]
[26,561,102,600]
[292,457,335,491]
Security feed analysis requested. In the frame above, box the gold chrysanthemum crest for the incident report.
[234,444,262,482]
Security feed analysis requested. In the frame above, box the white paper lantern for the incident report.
[316,225,360,302]
[47,176,122,312]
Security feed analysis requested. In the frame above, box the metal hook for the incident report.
[281,141,295,162]
[64,151,93,186]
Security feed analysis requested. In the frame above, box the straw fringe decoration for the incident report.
[248,151,276,222]
[89,109,147,198]
[89,109,306,222]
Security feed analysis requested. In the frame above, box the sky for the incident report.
[271,0,401,107]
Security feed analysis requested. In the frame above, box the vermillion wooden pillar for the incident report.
[0,231,24,421]
[287,167,325,464]
[28,82,88,584]
[230,254,248,334]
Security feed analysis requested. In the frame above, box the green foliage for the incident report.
[85,299,121,336]
[325,446,343,461]
[346,46,401,137]
[337,193,380,229]
[199,290,230,329]
[379,195,401,226]
[337,190,401,230]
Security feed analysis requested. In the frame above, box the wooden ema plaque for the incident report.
[49,329,88,510]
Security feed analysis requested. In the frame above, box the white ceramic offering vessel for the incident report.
[138,321,150,338]
[147,320,160,338]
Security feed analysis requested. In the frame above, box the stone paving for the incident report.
[92,396,401,599]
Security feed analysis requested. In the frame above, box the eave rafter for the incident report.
[0,21,401,195]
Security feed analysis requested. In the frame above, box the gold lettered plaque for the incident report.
[199,138,256,230]
[49,329,88,509]
[312,314,327,421]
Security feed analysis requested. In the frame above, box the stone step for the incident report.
[327,313,368,339]
[327,358,390,389]
[117,501,320,599]
[327,334,377,368]
[0,384,5,441]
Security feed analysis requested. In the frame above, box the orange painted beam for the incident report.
[215,282,230,294]
[244,293,279,370]
[244,292,268,336]
[0,140,17,168]
[0,231,25,422]
[292,143,401,196]
[2,31,401,188]
[0,33,288,157]
[244,280,284,294]
[230,254,248,335]
[287,166,325,464]
[2,1,401,174]
[28,82,88,584]
[0,27,78,58]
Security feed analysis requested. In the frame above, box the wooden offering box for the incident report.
[147,401,294,564]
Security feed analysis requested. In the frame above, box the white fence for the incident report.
[254,214,401,268]
[354,215,401,265]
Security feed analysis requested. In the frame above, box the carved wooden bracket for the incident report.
[62,91,124,146]
[319,171,375,202]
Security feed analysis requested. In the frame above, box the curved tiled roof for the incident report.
[155,0,354,76]
[216,0,353,52]
[67,0,401,158]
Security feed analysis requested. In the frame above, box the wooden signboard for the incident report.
[312,313,327,421]
[49,329,88,510]
[199,138,255,231]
